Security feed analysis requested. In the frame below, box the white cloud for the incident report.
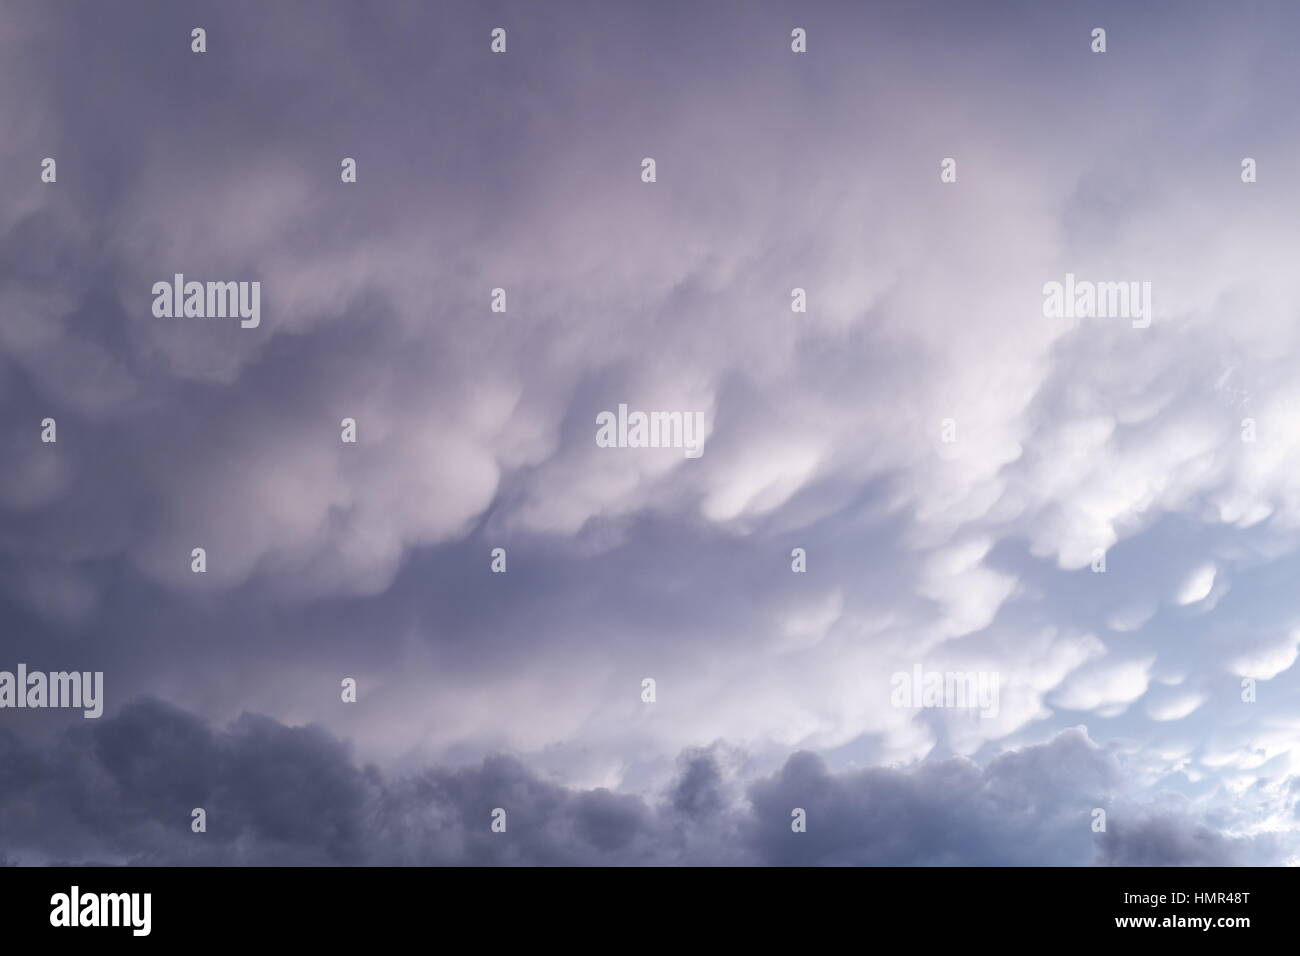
[1050,656,1156,716]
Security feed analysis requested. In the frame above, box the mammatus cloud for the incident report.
[2,0,1300,865]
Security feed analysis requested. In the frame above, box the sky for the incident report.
[1,0,1299,865]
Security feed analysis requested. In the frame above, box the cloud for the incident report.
[1096,816,1249,867]
[2,701,1287,866]
[2,0,1300,864]
[1050,656,1155,717]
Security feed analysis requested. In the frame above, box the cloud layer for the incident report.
[2,0,1300,864]
[2,700,1280,866]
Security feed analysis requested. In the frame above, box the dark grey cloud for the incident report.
[745,729,1115,866]
[1096,815,1249,867]
[0,699,370,865]
[0,701,1274,865]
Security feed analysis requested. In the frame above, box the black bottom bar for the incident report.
[0,865,1288,943]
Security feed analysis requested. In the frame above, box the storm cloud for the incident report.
[1,700,1275,865]
[2,0,1300,865]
